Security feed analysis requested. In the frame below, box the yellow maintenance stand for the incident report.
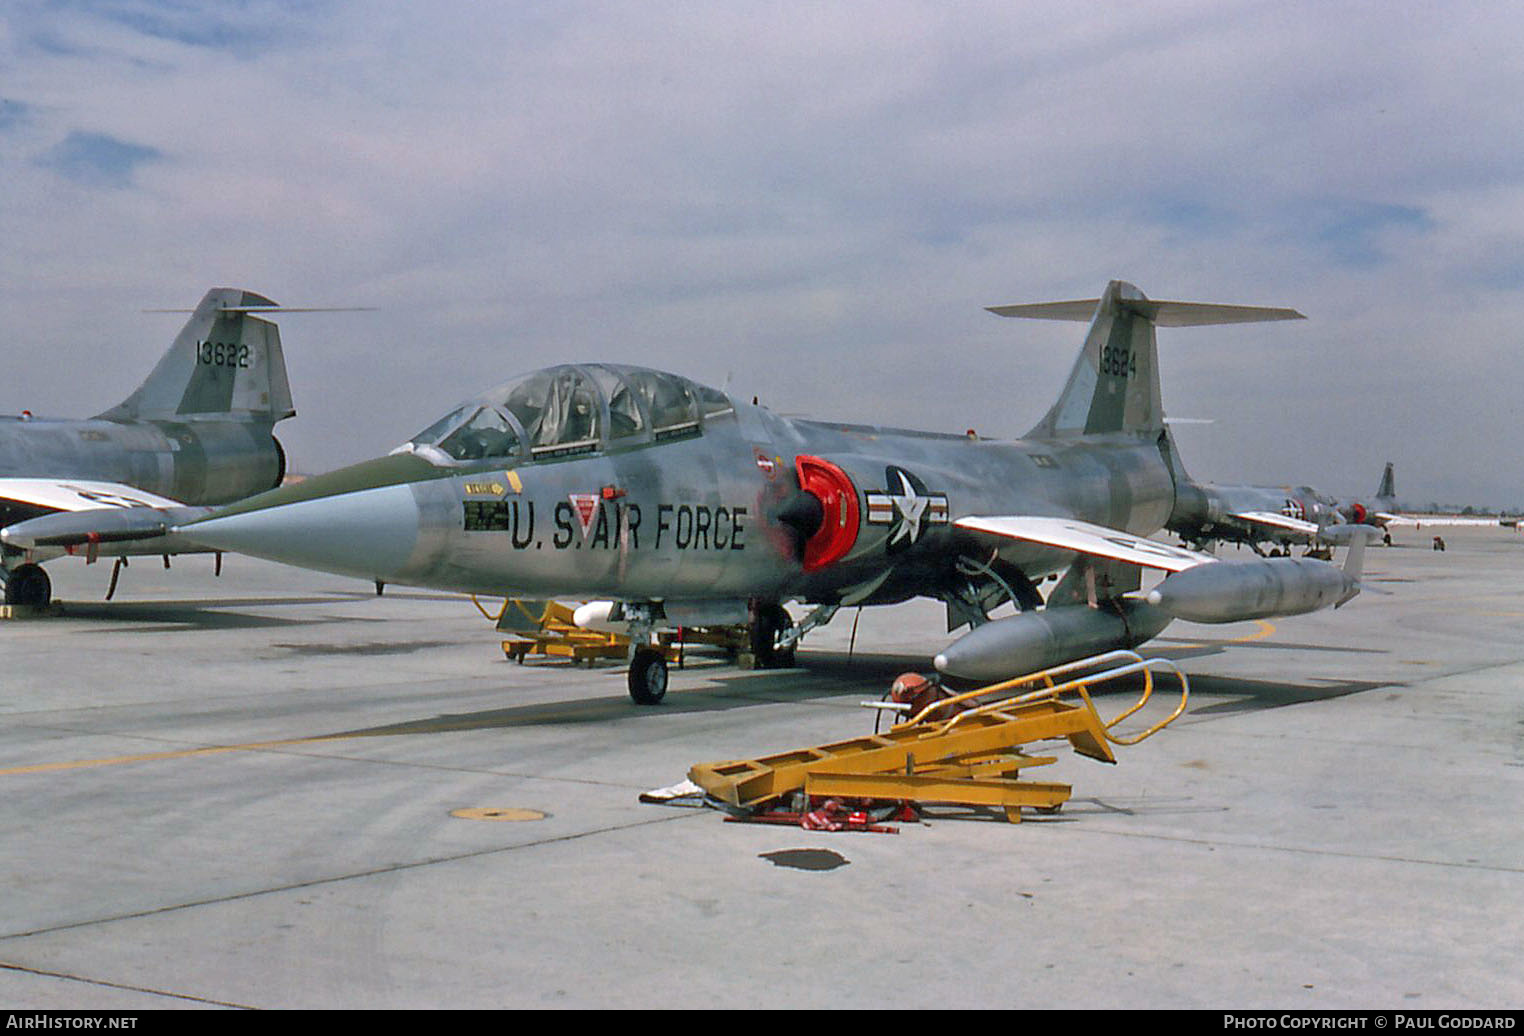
[688,650,1188,823]
[487,599,635,665]
[482,597,748,667]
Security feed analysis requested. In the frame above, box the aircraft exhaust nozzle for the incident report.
[933,600,1173,683]
[1145,557,1358,624]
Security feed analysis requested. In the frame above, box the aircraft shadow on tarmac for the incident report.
[317,649,938,740]
[1152,634,1388,659]
[311,643,1396,743]
[266,638,465,657]
[49,595,378,630]
[1173,673,1397,717]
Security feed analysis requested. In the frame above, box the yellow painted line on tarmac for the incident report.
[0,734,348,777]
[1163,619,1278,650]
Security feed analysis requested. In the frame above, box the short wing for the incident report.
[1232,510,1321,536]
[0,479,210,553]
[955,515,1216,572]
[0,478,184,515]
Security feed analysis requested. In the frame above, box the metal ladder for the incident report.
[687,650,1189,823]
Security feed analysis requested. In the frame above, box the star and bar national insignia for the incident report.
[865,466,949,551]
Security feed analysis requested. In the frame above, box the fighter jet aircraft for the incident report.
[1167,469,1339,556]
[1326,463,1507,542]
[0,289,296,605]
[1332,461,1399,539]
[4,280,1375,703]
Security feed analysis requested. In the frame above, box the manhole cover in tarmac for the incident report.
[759,848,850,871]
[451,808,548,822]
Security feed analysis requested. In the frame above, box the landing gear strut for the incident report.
[621,604,669,706]
[748,603,796,669]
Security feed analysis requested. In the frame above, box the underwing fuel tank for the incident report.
[933,599,1173,683]
[1145,557,1359,624]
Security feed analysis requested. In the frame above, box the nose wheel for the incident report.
[627,646,669,705]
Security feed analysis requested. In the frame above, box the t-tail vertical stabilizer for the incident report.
[97,288,295,425]
[988,280,1305,441]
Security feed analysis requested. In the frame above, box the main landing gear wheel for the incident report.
[627,646,669,705]
[749,603,796,669]
[3,563,51,608]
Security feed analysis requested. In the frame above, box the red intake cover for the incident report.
[795,454,860,570]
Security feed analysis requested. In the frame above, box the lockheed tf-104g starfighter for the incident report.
[4,281,1377,703]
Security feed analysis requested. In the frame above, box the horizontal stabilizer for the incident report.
[988,298,1305,326]
[144,306,374,314]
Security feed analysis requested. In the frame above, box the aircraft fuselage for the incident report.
[0,416,284,523]
[188,399,1175,607]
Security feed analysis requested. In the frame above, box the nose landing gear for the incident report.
[627,646,669,705]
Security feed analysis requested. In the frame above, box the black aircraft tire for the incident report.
[4,564,51,608]
[749,604,794,669]
[627,648,669,706]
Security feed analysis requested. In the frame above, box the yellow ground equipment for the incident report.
[687,650,1188,824]
[483,597,747,668]
[490,599,636,666]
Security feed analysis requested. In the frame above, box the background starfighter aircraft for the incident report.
[1167,471,1339,556]
[0,289,295,606]
[13,280,1376,703]
[1333,461,1400,538]
[1326,463,1509,542]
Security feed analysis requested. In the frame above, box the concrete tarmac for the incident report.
[1,526,1521,1009]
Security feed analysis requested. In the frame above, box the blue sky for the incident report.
[3,0,1522,507]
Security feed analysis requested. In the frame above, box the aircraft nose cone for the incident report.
[181,482,422,581]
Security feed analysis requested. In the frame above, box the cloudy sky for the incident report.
[3,1,1521,508]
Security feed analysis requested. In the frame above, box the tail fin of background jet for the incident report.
[96,288,295,424]
[1376,462,1396,503]
[989,280,1305,441]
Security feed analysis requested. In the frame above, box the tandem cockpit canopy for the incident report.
[395,363,735,466]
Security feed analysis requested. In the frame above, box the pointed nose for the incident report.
[179,480,422,582]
